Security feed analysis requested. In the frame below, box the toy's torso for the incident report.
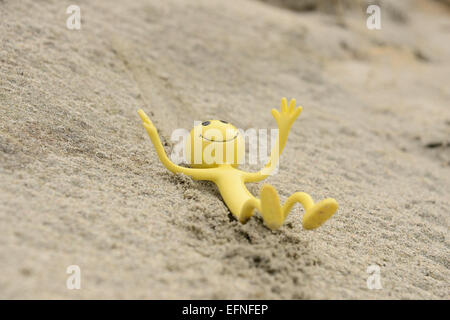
[213,166,256,218]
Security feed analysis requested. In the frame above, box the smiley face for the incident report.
[185,120,244,168]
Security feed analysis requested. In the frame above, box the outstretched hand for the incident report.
[138,109,157,136]
[271,98,302,132]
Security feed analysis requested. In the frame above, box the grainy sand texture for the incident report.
[0,0,449,299]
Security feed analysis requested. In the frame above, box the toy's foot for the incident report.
[260,184,284,230]
[302,198,338,230]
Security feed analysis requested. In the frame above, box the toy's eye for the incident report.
[202,121,210,126]
[220,120,228,124]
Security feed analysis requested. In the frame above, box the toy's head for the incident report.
[185,120,244,168]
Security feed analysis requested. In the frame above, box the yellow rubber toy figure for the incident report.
[137,98,338,230]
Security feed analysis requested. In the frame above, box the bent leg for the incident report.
[260,184,285,230]
[239,186,337,231]
[282,192,314,219]
[239,197,260,224]
[239,184,286,230]
[283,192,338,230]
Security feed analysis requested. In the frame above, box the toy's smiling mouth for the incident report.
[200,132,239,143]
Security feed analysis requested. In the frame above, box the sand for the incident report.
[0,0,449,299]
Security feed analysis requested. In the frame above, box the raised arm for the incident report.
[137,109,215,181]
[243,98,302,183]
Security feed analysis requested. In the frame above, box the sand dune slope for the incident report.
[0,0,449,299]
